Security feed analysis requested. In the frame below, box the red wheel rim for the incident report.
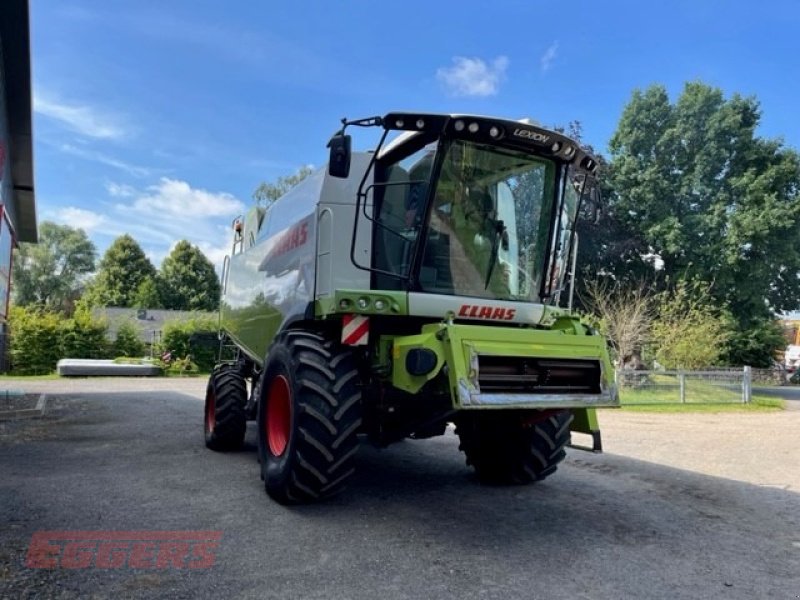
[266,375,291,456]
[205,387,216,433]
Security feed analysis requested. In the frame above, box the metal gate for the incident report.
[615,367,753,405]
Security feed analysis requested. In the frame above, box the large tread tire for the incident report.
[204,365,247,451]
[257,330,362,504]
[455,410,573,484]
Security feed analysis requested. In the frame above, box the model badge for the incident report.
[512,128,550,143]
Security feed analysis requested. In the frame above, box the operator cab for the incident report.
[329,113,600,308]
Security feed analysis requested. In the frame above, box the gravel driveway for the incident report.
[1,377,798,599]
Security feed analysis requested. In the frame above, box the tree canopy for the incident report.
[577,82,800,363]
[12,221,96,312]
[132,276,162,309]
[159,240,220,311]
[85,234,156,307]
[599,82,800,317]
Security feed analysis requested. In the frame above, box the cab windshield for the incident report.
[371,137,576,302]
[416,140,556,301]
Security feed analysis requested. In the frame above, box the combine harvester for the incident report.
[206,113,619,504]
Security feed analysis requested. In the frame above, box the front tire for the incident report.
[204,364,247,451]
[455,410,573,484]
[257,330,362,504]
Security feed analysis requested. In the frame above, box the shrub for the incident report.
[158,316,218,373]
[164,356,199,376]
[8,306,62,374]
[113,321,145,358]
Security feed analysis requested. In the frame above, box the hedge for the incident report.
[8,306,110,374]
[7,307,219,375]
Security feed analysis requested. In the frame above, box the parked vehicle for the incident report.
[205,113,618,504]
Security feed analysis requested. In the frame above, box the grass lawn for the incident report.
[615,395,784,412]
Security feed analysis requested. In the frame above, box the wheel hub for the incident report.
[266,375,291,456]
[205,388,216,433]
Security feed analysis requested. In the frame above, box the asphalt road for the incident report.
[754,384,800,408]
[1,379,798,599]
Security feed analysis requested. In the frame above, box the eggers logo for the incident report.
[26,531,222,569]
[458,304,516,320]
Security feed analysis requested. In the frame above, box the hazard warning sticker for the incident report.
[341,314,369,346]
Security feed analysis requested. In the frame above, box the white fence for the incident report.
[615,367,754,405]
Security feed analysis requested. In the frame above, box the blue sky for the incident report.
[30,0,800,270]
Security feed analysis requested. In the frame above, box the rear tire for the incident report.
[455,410,573,484]
[257,330,362,504]
[204,365,247,451]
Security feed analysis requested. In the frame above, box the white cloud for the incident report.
[105,182,137,198]
[436,56,509,97]
[97,179,244,271]
[51,207,107,233]
[196,238,234,270]
[133,178,244,217]
[34,92,128,140]
[540,42,559,73]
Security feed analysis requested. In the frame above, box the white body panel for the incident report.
[315,153,373,300]
[408,292,546,325]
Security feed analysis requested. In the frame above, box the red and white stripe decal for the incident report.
[341,314,369,346]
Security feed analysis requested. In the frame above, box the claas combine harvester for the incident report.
[205,113,619,504]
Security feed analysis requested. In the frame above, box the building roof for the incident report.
[0,0,37,243]
[94,307,217,343]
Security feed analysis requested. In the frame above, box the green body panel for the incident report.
[386,321,618,410]
[570,406,600,434]
[220,302,282,365]
[569,407,603,452]
[391,328,448,393]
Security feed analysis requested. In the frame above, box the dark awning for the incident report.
[0,0,37,243]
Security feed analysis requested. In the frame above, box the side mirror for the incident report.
[327,133,351,178]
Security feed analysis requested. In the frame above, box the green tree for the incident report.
[12,221,96,312]
[724,318,786,368]
[650,280,733,369]
[132,276,162,309]
[599,81,800,362]
[86,235,156,307]
[159,241,220,311]
[252,166,314,208]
